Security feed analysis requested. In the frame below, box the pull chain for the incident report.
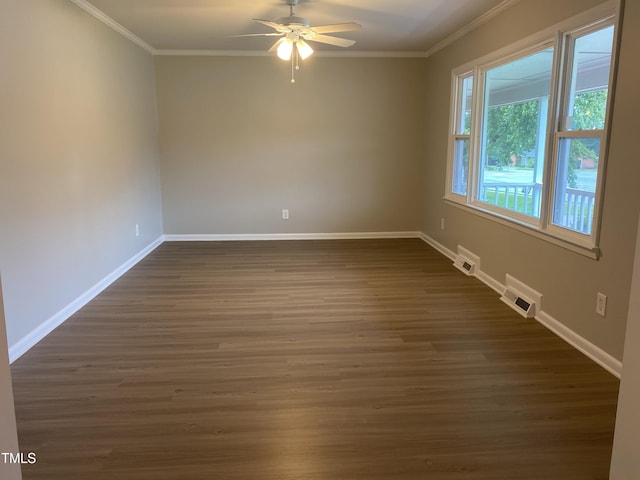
[290,43,299,84]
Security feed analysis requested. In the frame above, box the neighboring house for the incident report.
[579,157,597,169]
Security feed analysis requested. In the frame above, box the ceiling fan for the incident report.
[232,0,361,83]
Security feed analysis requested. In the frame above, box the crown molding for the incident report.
[423,0,522,58]
[314,50,427,58]
[68,0,520,59]
[67,0,155,54]
[153,49,428,58]
[153,50,272,57]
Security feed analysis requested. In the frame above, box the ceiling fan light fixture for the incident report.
[296,40,313,60]
[277,38,294,61]
[234,0,361,83]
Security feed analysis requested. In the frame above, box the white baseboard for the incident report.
[418,232,456,260]
[164,231,423,242]
[475,270,505,295]
[418,232,622,378]
[535,311,622,377]
[8,236,164,363]
[8,232,417,362]
[10,231,622,378]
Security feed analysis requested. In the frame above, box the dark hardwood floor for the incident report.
[11,239,619,479]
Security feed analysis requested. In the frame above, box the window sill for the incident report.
[443,197,601,260]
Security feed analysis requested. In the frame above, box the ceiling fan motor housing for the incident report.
[276,15,310,27]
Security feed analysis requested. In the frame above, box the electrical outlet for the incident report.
[596,292,607,317]
[282,209,289,220]
[135,224,140,237]
[441,218,445,230]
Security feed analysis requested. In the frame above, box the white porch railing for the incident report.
[480,183,542,217]
[480,183,595,235]
[555,188,596,235]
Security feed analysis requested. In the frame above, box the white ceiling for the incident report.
[74,0,516,55]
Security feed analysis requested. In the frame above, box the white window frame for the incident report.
[446,71,475,199]
[546,19,616,248]
[471,39,558,227]
[444,1,620,259]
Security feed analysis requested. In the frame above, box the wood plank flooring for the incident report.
[11,239,619,479]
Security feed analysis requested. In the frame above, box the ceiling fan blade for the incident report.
[307,34,356,48]
[253,19,285,30]
[230,33,284,38]
[310,22,362,34]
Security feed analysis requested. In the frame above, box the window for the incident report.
[550,25,615,238]
[451,75,473,196]
[478,46,554,220]
[446,9,618,255]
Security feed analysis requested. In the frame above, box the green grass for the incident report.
[483,189,534,215]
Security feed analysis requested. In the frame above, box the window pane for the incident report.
[565,26,614,131]
[452,138,469,195]
[478,47,554,218]
[457,76,473,135]
[552,137,600,235]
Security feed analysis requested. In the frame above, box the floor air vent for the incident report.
[500,275,542,319]
[453,246,479,276]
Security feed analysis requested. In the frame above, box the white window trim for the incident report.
[445,70,474,200]
[470,38,557,229]
[444,0,621,259]
[546,130,607,247]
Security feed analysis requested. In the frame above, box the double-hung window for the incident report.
[445,5,618,257]
[550,24,615,241]
[451,74,473,196]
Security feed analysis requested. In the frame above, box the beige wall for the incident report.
[155,56,426,235]
[421,0,639,360]
[0,0,163,348]
[0,277,21,480]
[611,214,640,478]
[610,0,640,474]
